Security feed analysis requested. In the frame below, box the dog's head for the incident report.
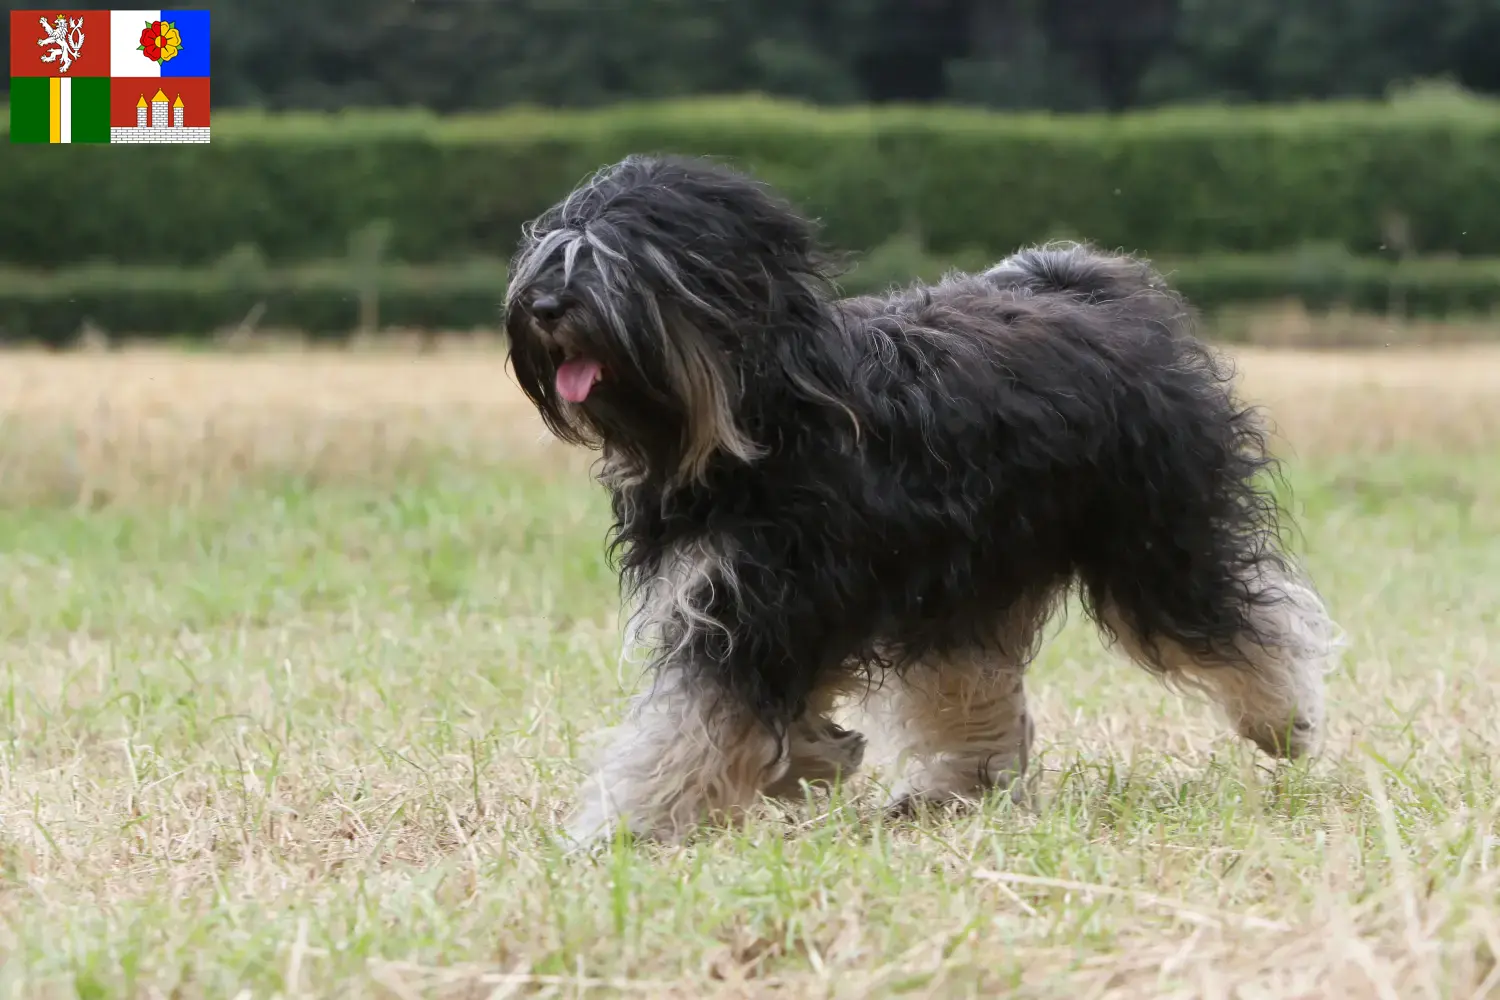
[504,155,834,485]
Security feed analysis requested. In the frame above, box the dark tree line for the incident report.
[6,0,1499,111]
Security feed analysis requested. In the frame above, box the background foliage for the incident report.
[5,94,1500,267]
[2,0,1492,114]
[4,0,1500,340]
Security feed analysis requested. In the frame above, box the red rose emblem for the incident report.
[136,20,181,63]
[139,21,163,61]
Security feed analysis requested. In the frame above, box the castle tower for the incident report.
[173,94,183,128]
[136,95,148,129]
[151,89,168,128]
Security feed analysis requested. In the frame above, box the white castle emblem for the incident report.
[110,89,212,143]
[136,90,188,129]
[37,14,86,74]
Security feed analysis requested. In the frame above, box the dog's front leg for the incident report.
[562,540,860,851]
[563,658,784,851]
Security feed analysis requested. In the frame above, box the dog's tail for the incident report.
[982,241,1188,323]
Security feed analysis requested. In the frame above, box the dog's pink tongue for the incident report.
[555,357,603,402]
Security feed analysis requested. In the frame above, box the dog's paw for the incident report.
[880,749,1029,818]
[1242,714,1324,760]
[560,795,637,857]
[880,788,982,821]
[881,790,923,819]
[762,724,867,800]
[559,820,614,858]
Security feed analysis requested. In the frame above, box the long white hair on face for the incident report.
[507,217,765,488]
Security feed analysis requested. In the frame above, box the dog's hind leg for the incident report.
[1098,560,1342,759]
[853,648,1034,813]
[761,681,868,801]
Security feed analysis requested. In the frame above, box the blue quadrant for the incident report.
[159,9,210,77]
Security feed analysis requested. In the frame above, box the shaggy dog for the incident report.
[502,154,1342,850]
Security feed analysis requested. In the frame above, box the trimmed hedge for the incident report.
[0,259,510,344]
[4,250,1500,346]
[5,95,1500,268]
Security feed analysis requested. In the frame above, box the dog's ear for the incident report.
[658,317,766,486]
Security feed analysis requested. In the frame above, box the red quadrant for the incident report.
[110,76,210,128]
[9,9,111,77]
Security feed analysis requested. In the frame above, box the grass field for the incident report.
[0,342,1497,998]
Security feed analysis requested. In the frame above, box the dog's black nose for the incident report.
[529,294,567,325]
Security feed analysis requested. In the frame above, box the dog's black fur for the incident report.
[504,155,1337,846]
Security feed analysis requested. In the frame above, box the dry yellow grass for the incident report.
[0,343,587,507]
[0,342,1496,998]
[1,341,1497,506]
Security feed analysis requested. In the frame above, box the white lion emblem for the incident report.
[37,14,86,74]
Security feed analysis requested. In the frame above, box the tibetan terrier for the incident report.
[503,155,1342,849]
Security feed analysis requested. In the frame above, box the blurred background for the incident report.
[4,0,1500,347]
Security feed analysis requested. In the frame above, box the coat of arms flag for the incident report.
[9,8,211,143]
